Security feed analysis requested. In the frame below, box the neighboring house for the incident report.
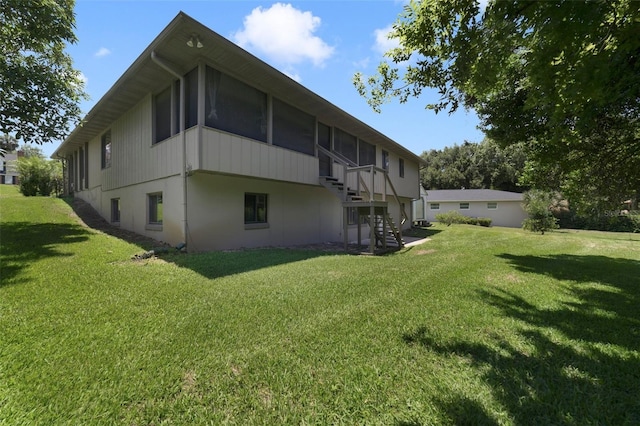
[1,151,20,185]
[422,189,527,228]
[52,12,422,252]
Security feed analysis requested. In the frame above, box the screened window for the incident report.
[272,98,315,155]
[184,67,198,129]
[205,66,267,142]
[487,202,498,209]
[245,193,268,224]
[399,158,405,178]
[460,202,470,210]
[111,198,120,223]
[148,193,163,225]
[154,86,173,143]
[84,142,89,189]
[334,128,357,164]
[318,122,332,177]
[430,203,440,210]
[78,147,85,188]
[382,150,389,171]
[101,130,111,169]
[358,140,376,166]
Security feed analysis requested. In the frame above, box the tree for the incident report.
[421,138,526,191]
[0,0,86,145]
[0,133,19,157]
[19,144,45,159]
[354,0,640,207]
[522,190,560,235]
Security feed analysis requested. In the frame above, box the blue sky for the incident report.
[43,0,484,157]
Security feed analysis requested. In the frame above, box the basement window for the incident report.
[147,193,163,229]
[245,193,268,229]
[111,198,120,223]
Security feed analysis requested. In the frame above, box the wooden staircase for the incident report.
[316,144,407,253]
[319,176,363,202]
[370,211,404,248]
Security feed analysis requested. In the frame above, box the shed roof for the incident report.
[53,12,423,164]
[424,189,524,202]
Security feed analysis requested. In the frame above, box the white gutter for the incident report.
[150,50,188,249]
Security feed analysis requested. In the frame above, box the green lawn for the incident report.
[1,184,639,425]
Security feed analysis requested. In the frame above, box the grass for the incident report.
[1,184,639,425]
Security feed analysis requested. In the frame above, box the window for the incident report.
[318,122,332,177]
[111,198,120,223]
[430,203,440,210]
[460,202,470,210]
[244,193,268,225]
[148,193,163,225]
[101,130,112,169]
[205,66,267,142]
[382,150,389,171]
[154,86,173,143]
[487,202,498,209]
[334,128,357,164]
[358,140,376,166]
[84,142,89,189]
[184,67,198,129]
[399,158,405,178]
[272,98,315,155]
[78,147,85,188]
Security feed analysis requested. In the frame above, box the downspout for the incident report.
[151,50,188,249]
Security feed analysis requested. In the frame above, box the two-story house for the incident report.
[1,151,20,185]
[53,12,423,253]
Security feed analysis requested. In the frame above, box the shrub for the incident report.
[435,210,468,226]
[522,190,559,234]
[16,156,62,197]
[435,211,492,227]
[476,218,492,227]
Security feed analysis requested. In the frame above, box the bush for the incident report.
[435,210,468,226]
[435,210,492,227]
[522,190,559,234]
[16,156,62,197]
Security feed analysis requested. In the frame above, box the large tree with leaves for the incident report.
[355,0,640,208]
[0,0,86,145]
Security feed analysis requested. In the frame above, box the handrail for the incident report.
[316,143,408,224]
[316,144,357,167]
[384,173,408,225]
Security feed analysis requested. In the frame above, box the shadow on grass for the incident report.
[164,248,345,280]
[403,227,443,239]
[400,254,640,424]
[63,197,159,250]
[0,222,90,287]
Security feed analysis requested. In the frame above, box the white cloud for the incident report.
[94,47,111,58]
[233,3,334,67]
[373,25,400,55]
